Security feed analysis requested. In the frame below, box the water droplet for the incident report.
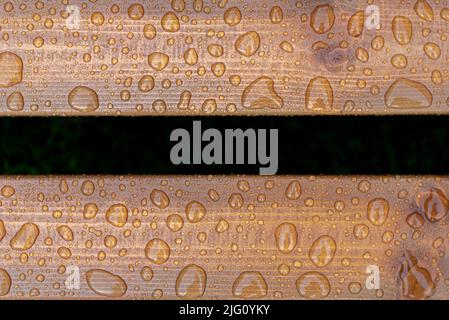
[392,16,413,45]
[391,54,408,69]
[167,214,184,232]
[385,78,432,109]
[232,271,267,299]
[184,48,198,66]
[128,4,144,20]
[310,5,335,34]
[57,225,74,242]
[10,222,40,251]
[296,271,330,299]
[423,42,441,60]
[83,202,98,220]
[309,235,336,267]
[68,86,99,112]
[1,185,15,198]
[185,200,206,223]
[86,269,127,297]
[353,224,370,240]
[406,212,425,229]
[105,204,128,227]
[285,180,301,200]
[347,11,364,37]
[417,187,449,222]
[91,12,105,26]
[367,198,389,226]
[228,193,244,210]
[224,7,242,26]
[269,6,283,24]
[141,24,156,40]
[150,189,170,209]
[414,0,434,22]
[275,223,298,254]
[0,220,5,242]
[305,77,333,111]
[235,31,260,57]
[241,76,283,109]
[399,252,435,299]
[6,91,24,111]
[215,218,229,233]
[145,238,170,264]
[138,75,155,92]
[0,268,11,296]
[141,266,153,282]
[148,52,169,71]
[161,11,180,32]
[0,51,23,88]
[175,264,207,299]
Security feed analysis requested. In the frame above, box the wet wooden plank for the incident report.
[0,175,446,299]
[0,0,447,115]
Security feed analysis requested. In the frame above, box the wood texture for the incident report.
[0,0,448,115]
[0,175,447,299]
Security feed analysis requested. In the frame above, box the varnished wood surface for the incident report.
[0,175,446,299]
[0,0,448,115]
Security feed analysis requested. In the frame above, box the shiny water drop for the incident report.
[309,235,336,267]
[232,271,267,299]
[10,222,40,251]
[68,86,99,112]
[399,252,435,299]
[0,51,23,88]
[86,269,127,297]
[150,189,170,209]
[367,198,389,226]
[145,238,170,264]
[296,271,331,299]
[175,264,207,299]
[392,16,413,45]
[384,78,432,109]
[241,76,283,109]
[275,223,298,254]
[185,200,206,223]
[305,77,333,111]
[235,31,260,57]
[105,204,128,227]
[310,4,335,34]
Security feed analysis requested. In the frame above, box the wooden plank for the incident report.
[0,0,448,115]
[0,175,447,299]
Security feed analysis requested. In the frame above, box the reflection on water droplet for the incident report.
[275,223,298,254]
[10,222,40,251]
[241,76,283,109]
[0,268,11,296]
[385,78,432,109]
[235,31,260,57]
[367,198,389,226]
[175,264,207,299]
[399,252,435,300]
[310,5,335,34]
[86,269,127,297]
[185,201,206,223]
[305,77,333,111]
[145,238,170,264]
[296,271,330,299]
[285,180,301,200]
[392,16,413,45]
[232,271,267,299]
[417,187,449,222]
[68,86,99,112]
[150,189,170,209]
[105,204,128,227]
[309,235,336,267]
[0,51,23,88]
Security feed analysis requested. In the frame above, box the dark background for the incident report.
[0,116,447,174]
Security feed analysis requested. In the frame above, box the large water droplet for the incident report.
[86,269,127,297]
[309,235,336,267]
[105,204,128,227]
[367,198,389,226]
[275,223,298,254]
[310,5,335,34]
[385,78,432,109]
[0,268,11,296]
[296,271,330,299]
[399,252,435,299]
[175,264,207,299]
[10,222,40,251]
[305,77,333,111]
[185,200,206,223]
[0,51,23,88]
[145,238,170,264]
[416,187,449,222]
[68,86,99,112]
[241,76,283,109]
[392,16,413,45]
[232,271,267,299]
[235,31,260,57]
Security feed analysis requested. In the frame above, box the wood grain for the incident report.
[0,175,447,299]
[0,0,448,115]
